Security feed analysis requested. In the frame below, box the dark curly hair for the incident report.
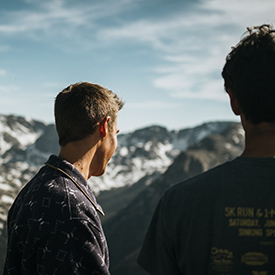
[222,24,275,124]
[55,82,124,146]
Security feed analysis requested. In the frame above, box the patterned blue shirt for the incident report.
[4,155,110,275]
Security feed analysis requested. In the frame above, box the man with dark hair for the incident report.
[137,25,275,274]
[4,82,124,274]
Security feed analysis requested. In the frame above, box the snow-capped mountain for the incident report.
[103,122,245,275]
[93,121,241,193]
[0,115,56,229]
[0,114,244,273]
[0,114,240,195]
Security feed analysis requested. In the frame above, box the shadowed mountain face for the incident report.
[101,123,244,275]
[0,114,243,274]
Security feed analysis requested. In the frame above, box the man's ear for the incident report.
[227,88,242,116]
[99,116,111,137]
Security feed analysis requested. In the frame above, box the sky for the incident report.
[0,0,275,133]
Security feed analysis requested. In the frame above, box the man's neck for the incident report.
[242,121,275,158]
[58,136,98,180]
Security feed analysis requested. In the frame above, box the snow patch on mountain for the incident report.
[0,116,43,156]
[0,115,240,198]
[89,122,238,193]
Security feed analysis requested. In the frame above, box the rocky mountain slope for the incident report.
[102,123,244,274]
[0,114,243,273]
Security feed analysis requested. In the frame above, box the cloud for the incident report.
[0,45,10,53]
[0,0,136,36]
[0,0,144,56]
[1,0,274,103]
[127,100,180,109]
[96,0,275,101]
[201,0,275,26]
[0,85,20,93]
[105,0,275,101]
[0,69,7,77]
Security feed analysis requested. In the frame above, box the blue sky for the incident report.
[1,0,275,133]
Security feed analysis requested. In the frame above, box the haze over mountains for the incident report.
[0,114,244,274]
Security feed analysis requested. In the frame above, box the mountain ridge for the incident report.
[103,123,244,274]
[0,114,243,274]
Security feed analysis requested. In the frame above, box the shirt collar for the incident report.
[46,155,105,216]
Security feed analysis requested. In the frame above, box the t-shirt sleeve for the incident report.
[137,196,182,275]
[36,219,110,275]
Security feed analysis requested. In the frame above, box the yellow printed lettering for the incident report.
[229,219,259,227]
[241,252,268,266]
[265,229,275,237]
[256,208,263,218]
[238,228,263,237]
[265,208,275,218]
[211,247,233,258]
[237,207,254,217]
[264,220,275,227]
[225,207,235,217]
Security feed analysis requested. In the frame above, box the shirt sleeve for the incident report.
[36,219,110,275]
[137,196,183,275]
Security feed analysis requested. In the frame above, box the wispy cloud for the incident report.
[109,0,275,101]
[0,0,136,36]
[127,100,181,109]
[98,0,275,100]
[0,69,7,77]
[0,85,20,93]
[1,0,274,103]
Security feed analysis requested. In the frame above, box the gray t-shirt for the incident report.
[138,157,275,274]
